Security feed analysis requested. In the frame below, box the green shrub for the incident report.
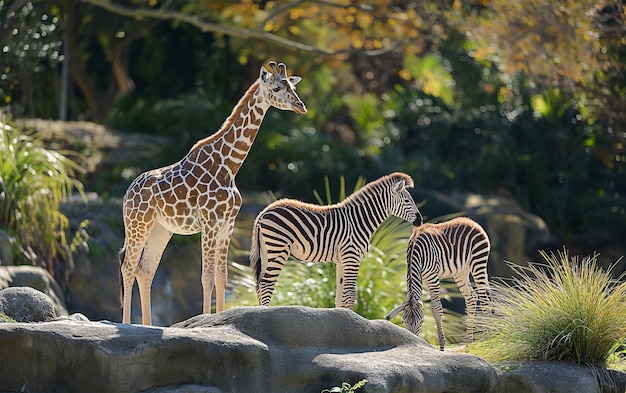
[0,118,85,276]
[470,249,626,367]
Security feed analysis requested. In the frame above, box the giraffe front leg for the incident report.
[201,227,218,315]
[211,209,240,313]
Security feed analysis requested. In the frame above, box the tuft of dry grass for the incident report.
[469,249,626,368]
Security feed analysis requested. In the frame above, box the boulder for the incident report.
[494,361,626,393]
[0,306,498,393]
[0,265,68,316]
[0,286,57,322]
[1,306,624,393]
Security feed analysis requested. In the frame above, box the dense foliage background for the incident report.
[1,0,624,253]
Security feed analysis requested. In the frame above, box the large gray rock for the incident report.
[494,361,626,393]
[0,286,57,322]
[1,306,624,393]
[0,265,68,316]
[0,306,497,393]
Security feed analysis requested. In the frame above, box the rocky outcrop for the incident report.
[1,303,624,393]
[0,306,495,393]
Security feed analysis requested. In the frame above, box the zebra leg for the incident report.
[337,259,360,310]
[471,264,490,313]
[256,251,290,306]
[426,279,446,351]
[454,274,477,343]
[335,262,344,308]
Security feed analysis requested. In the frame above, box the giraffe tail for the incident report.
[118,247,126,308]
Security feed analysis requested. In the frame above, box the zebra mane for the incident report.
[340,172,414,206]
[264,172,414,212]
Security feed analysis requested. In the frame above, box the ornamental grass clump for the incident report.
[470,249,626,367]
[0,119,85,273]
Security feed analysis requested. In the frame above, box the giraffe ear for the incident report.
[260,66,271,82]
[289,76,302,86]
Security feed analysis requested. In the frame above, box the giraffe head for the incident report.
[259,61,307,115]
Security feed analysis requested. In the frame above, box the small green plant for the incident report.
[0,313,16,323]
[497,364,520,373]
[321,378,367,393]
[470,249,626,367]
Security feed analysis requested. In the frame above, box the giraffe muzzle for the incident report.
[293,102,307,115]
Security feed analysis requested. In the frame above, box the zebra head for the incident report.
[389,176,423,226]
[385,298,424,335]
[402,298,425,335]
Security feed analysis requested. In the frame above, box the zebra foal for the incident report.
[386,216,490,350]
[250,172,423,310]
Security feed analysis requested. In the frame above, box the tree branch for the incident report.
[73,0,401,56]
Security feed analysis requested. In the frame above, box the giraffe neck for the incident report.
[189,80,269,176]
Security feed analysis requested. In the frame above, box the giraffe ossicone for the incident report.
[119,61,307,325]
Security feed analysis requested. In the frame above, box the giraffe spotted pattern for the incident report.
[119,61,307,325]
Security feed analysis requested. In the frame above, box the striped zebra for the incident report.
[250,172,423,310]
[385,216,490,351]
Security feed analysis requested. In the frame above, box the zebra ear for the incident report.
[393,180,406,193]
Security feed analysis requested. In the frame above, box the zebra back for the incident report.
[410,216,490,280]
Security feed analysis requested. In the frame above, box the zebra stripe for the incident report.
[386,216,490,351]
[250,172,423,309]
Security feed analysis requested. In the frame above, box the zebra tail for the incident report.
[118,247,126,308]
[249,220,262,284]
